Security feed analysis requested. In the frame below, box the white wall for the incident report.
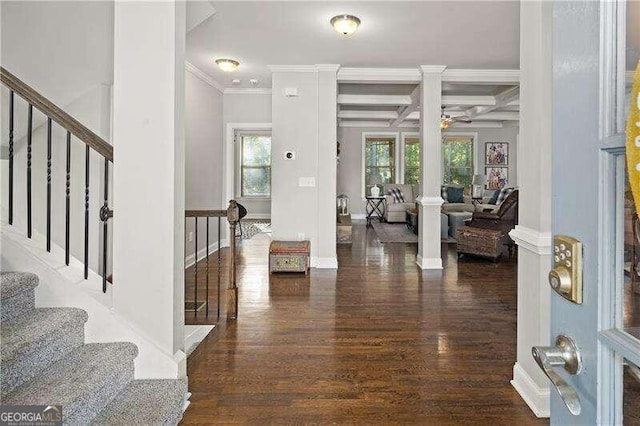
[185,70,224,262]
[0,0,114,275]
[0,0,114,109]
[223,93,272,217]
[336,125,519,216]
[271,70,319,256]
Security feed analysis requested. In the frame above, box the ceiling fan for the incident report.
[440,106,472,129]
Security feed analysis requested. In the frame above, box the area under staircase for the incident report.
[1,271,187,424]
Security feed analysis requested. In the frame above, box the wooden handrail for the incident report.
[185,209,227,218]
[0,67,113,162]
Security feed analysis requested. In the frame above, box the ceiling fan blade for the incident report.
[453,116,472,123]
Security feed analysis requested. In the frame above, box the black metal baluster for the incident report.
[206,217,209,317]
[8,91,14,225]
[84,146,90,279]
[46,118,52,252]
[194,217,198,317]
[217,216,221,319]
[65,132,71,265]
[102,159,109,293]
[27,104,32,238]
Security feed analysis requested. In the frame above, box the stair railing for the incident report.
[1,67,113,293]
[185,201,239,320]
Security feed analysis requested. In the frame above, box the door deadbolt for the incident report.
[549,235,583,304]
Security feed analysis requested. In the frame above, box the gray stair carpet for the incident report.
[1,307,88,396]
[1,271,188,425]
[92,379,188,425]
[1,271,39,321]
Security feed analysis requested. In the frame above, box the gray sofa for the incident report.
[383,184,416,223]
[441,185,498,214]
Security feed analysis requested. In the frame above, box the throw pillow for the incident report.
[496,187,516,205]
[488,189,500,205]
[445,186,464,203]
[387,187,405,203]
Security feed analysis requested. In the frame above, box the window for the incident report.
[404,137,420,185]
[239,133,271,197]
[442,135,474,187]
[364,136,395,193]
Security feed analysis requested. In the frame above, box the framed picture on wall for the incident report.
[485,142,509,165]
[485,166,508,190]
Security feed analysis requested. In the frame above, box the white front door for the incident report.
[544,1,639,424]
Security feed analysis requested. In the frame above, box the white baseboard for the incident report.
[352,214,366,221]
[245,213,270,220]
[416,254,443,270]
[511,362,550,418]
[312,256,338,269]
[184,325,215,356]
[184,239,229,269]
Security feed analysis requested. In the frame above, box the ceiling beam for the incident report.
[337,94,412,106]
[449,111,520,121]
[442,69,520,84]
[338,120,391,128]
[441,95,496,106]
[338,110,399,120]
[460,86,520,120]
[337,68,421,84]
[390,85,420,127]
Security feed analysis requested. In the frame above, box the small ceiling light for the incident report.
[232,79,241,85]
[215,59,239,72]
[330,14,361,35]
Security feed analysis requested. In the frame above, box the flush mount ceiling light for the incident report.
[330,14,361,35]
[215,58,239,72]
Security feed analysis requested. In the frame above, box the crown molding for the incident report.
[442,69,520,84]
[337,67,421,83]
[267,65,319,73]
[223,88,272,95]
[419,65,447,73]
[185,61,225,93]
[315,64,341,72]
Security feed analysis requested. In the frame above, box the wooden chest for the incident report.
[456,226,509,261]
[269,240,310,274]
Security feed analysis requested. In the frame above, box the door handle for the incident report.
[532,335,583,416]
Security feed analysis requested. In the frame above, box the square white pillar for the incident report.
[112,1,186,364]
[417,66,446,270]
[316,65,339,268]
[509,1,552,417]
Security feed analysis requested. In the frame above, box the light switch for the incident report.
[284,88,298,97]
[298,177,316,187]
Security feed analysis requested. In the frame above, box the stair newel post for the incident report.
[226,200,239,319]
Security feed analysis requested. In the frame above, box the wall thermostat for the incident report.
[284,151,296,160]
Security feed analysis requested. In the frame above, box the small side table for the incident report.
[365,196,385,226]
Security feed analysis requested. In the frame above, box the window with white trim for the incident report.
[238,132,271,197]
[442,135,474,187]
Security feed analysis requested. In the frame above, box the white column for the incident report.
[316,65,339,268]
[112,0,186,374]
[509,1,552,417]
[417,66,446,270]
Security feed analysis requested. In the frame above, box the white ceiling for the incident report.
[186,1,520,90]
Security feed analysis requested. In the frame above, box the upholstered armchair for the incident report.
[383,184,415,223]
[465,190,519,233]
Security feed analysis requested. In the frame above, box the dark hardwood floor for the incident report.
[182,222,547,424]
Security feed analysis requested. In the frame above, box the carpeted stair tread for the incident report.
[1,272,39,300]
[4,342,138,424]
[1,308,88,396]
[1,307,88,364]
[93,379,188,425]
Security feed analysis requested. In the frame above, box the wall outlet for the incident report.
[188,232,193,242]
[297,233,305,241]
